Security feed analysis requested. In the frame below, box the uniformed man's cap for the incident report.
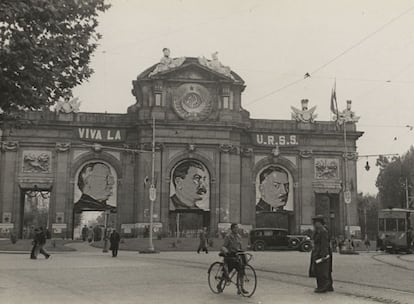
[312,215,325,224]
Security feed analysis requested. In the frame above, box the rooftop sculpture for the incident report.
[198,52,234,79]
[55,97,81,113]
[148,48,185,77]
[291,99,317,123]
[335,100,360,124]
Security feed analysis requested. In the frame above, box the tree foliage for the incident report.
[376,147,414,209]
[0,0,110,113]
[357,192,379,239]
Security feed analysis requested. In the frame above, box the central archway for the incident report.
[168,159,211,237]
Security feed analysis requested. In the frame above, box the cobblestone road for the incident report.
[0,244,412,304]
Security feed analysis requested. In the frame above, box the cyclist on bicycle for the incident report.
[219,223,248,294]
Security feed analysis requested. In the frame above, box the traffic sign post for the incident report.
[149,185,156,202]
[344,190,351,204]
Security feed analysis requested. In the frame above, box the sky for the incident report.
[73,0,414,195]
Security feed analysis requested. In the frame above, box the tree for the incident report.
[357,192,379,239]
[376,147,414,209]
[0,0,110,113]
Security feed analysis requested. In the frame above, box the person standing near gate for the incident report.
[109,229,121,257]
[309,215,332,293]
[197,227,208,254]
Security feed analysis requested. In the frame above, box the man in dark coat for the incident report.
[309,215,332,293]
[30,228,40,259]
[109,229,121,257]
[37,227,51,259]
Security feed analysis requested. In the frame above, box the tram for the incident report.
[378,208,414,253]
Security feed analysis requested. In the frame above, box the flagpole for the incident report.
[343,121,352,244]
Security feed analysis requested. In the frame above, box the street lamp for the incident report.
[140,115,159,254]
[102,209,110,253]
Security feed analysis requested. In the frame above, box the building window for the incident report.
[222,96,230,109]
[155,93,162,106]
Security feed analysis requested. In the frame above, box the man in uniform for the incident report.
[219,223,248,294]
[309,215,333,293]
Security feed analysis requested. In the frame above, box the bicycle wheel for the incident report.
[237,264,257,297]
[208,262,226,294]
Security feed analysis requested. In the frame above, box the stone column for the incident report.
[240,148,254,226]
[219,145,232,224]
[299,150,313,231]
[0,141,18,234]
[229,151,241,224]
[55,143,71,238]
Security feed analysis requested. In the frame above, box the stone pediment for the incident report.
[137,57,244,84]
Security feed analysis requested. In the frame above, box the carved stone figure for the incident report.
[148,48,185,77]
[315,158,339,179]
[299,150,313,159]
[335,100,360,124]
[291,99,317,123]
[23,152,51,173]
[1,141,18,152]
[198,52,234,79]
[56,97,81,113]
[56,142,71,152]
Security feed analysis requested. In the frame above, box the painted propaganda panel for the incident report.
[255,165,294,211]
[74,161,117,211]
[169,160,210,211]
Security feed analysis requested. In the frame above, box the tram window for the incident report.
[378,219,385,231]
[398,219,406,232]
[385,218,397,232]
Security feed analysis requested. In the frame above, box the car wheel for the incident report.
[288,238,300,248]
[300,242,312,252]
[254,241,265,251]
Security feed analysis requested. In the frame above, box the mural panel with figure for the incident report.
[74,161,117,212]
[169,160,210,211]
[256,165,294,212]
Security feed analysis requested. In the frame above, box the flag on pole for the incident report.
[330,81,338,118]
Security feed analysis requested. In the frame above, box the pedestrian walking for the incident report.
[37,227,51,259]
[87,226,94,243]
[197,227,209,254]
[364,235,371,252]
[309,215,333,293]
[81,225,88,241]
[109,229,121,257]
[30,228,40,259]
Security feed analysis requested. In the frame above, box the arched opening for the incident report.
[72,161,118,241]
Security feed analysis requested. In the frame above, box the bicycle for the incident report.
[207,251,257,297]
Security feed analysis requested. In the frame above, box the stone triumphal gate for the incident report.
[0,50,363,239]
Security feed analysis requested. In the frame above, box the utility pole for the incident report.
[343,122,352,245]
[147,115,156,252]
[405,177,410,209]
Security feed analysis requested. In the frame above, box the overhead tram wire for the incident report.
[104,2,264,54]
[246,3,414,107]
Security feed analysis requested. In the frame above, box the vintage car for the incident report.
[248,228,312,252]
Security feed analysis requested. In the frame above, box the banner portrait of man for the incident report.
[74,162,117,212]
[256,165,293,211]
[169,160,210,211]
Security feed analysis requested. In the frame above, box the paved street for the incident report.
[0,244,413,304]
